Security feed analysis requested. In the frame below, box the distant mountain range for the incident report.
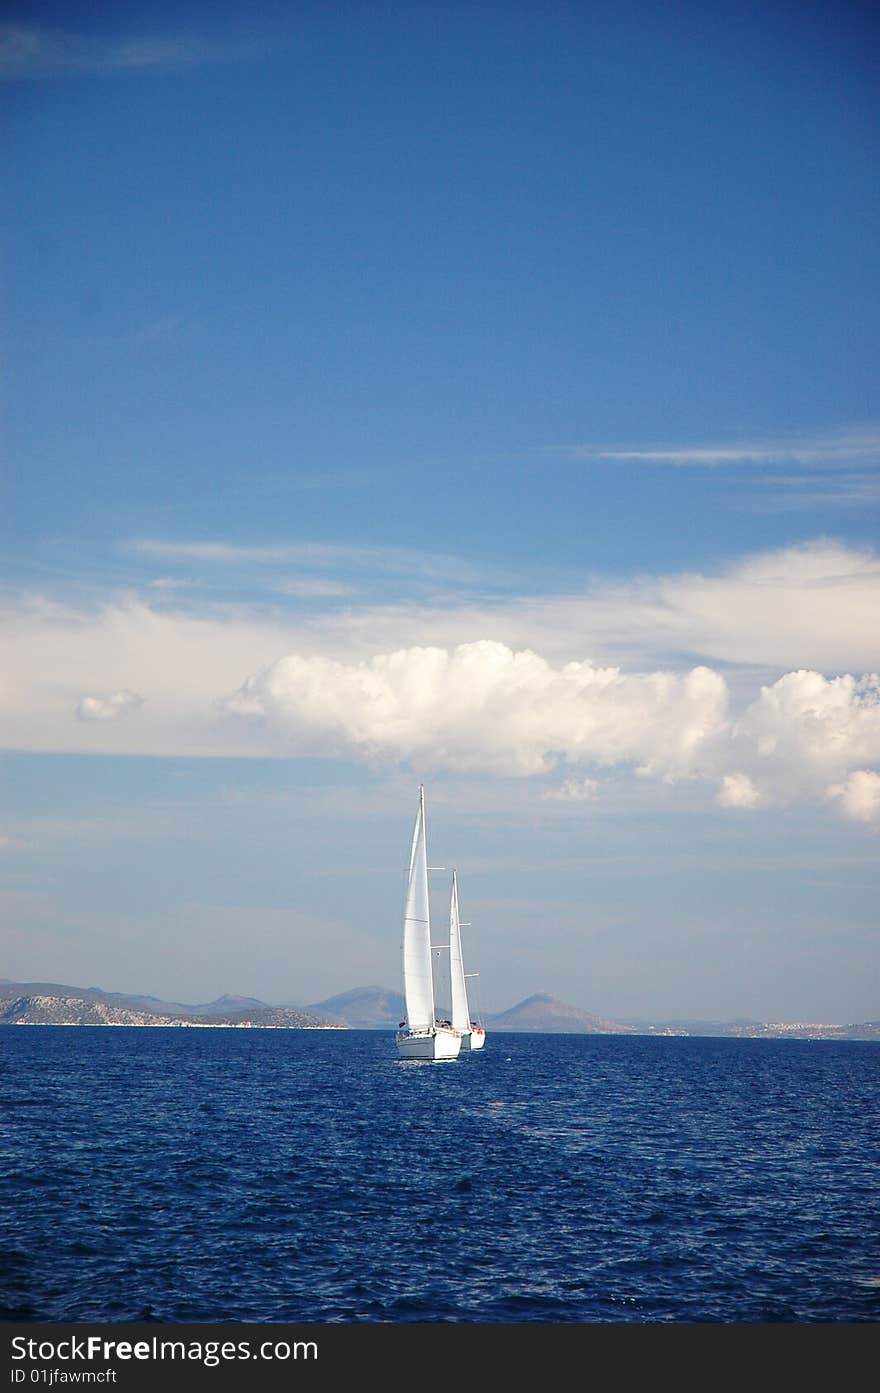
[0,980,332,1030]
[1,979,877,1040]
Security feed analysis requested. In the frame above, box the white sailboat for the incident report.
[395,787,462,1061]
[448,869,486,1052]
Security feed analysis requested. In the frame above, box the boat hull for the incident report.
[396,1026,461,1060]
[462,1027,486,1052]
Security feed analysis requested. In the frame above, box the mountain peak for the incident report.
[488,994,634,1034]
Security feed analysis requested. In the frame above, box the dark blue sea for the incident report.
[2,1027,878,1323]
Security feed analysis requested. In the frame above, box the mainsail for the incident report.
[448,869,470,1034]
[402,786,435,1031]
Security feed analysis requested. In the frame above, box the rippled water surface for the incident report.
[2,1027,878,1322]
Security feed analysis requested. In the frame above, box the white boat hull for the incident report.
[462,1027,486,1052]
[396,1026,462,1060]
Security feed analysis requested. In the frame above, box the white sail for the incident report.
[401,786,435,1031]
[448,870,470,1033]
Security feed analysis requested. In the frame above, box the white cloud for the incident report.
[128,537,482,585]
[560,429,880,514]
[248,539,879,691]
[0,594,305,757]
[717,773,761,809]
[572,424,880,467]
[636,541,880,671]
[75,690,144,722]
[731,542,878,586]
[120,537,880,673]
[0,25,240,80]
[826,770,880,825]
[276,578,353,599]
[542,778,601,802]
[699,671,880,814]
[222,647,880,824]
[746,473,880,511]
[2,541,878,831]
[223,642,730,778]
[739,671,880,780]
[132,540,305,563]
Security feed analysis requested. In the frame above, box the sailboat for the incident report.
[448,869,486,1052]
[395,787,462,1060]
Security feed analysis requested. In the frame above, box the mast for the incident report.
[448,869,470,1033]
[401,785,436,1030]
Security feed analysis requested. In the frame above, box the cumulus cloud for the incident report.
[735,671,880,791]
[223,644,880,826]
[717,773,761,809]
[2,541,879,832]
[826,770,880,825]
[75,690,144,722]
[223,641,730,777]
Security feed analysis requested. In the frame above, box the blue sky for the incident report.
[2,1,878,1021]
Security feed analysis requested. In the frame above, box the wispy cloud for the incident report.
[146,577,194,592]
[0,25,257,81]
[564,425,880,469]
[745,472,880,511]
[275,579,353,599]
[128,538,484,586]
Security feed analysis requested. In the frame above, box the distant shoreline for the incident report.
[2,981,876,1040]
[4,1020,346,1029]
[3,1021,878,1044]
